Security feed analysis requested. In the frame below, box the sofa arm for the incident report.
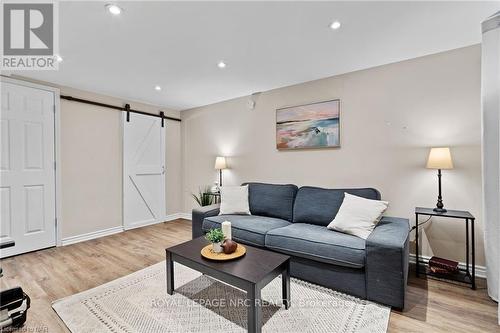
[192,204,220,239]
[365,216,410,309]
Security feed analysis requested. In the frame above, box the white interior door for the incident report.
[1,80,57,258]
[123,113,166,230]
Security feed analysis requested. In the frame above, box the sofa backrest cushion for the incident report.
[293,186,381,226]
[242,182,298,221]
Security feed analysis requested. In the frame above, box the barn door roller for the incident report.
[125,103,131,122]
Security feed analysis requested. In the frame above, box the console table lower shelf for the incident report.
[416,261,475,285]
[165,237,291,333]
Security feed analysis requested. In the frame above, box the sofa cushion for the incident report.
[202,215,291,247]
[265,223,366,268]
[327,193,388,239]
[219,185,250,215]
[293,186,381,226]
[242,182,298,221]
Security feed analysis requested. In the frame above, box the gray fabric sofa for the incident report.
[192,182,410,309]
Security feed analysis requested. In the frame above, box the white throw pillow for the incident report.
[219,185,251,215]
[327,193,389,239]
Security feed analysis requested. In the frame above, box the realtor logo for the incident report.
[4,3,53,55]
[1,1,59,70]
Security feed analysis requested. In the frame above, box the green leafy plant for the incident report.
[191,185,214,207]
[205,228,225,243]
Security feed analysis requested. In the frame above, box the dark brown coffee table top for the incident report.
[166,237,290,284]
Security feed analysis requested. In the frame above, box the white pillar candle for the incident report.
[221,221,232,240]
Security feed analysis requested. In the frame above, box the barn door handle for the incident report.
[162,166,165,174]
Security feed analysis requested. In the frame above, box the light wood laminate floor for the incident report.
[1,219,498,332]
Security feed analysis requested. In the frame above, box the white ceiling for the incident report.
[10,1,500,110]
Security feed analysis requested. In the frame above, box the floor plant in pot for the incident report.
[191,185,214,207]
[205,228,225,253]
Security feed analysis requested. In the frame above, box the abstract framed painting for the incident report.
[276,99,340,150]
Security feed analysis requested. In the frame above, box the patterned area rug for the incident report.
[53,262,390,332]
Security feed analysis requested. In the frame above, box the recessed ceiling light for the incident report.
[154,85,161,91]
[55,55,63,62]
[106,4,122,15]
[217,61,227,69]
[330,21,341,30]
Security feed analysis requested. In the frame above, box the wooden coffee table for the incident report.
[166,237,291,333]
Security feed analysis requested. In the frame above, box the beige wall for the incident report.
[181,45,484,266]
[6,76,183,240]
[58,86,182,239]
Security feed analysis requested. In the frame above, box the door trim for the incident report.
[1,76,62,247]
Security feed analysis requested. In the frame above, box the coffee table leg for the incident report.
[247,284,261,333]
[166,251,174,295]
[282,261,290,309]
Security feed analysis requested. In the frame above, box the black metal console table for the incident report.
[415,207,476,289]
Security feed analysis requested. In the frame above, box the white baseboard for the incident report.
[174,213,191,220]
[61,212,191,246]
[409,254,486,279]
[164,213,186,221]
[124,217,167,231]
[61,226,124,246]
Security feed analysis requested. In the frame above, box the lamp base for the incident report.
[434,169,447,214]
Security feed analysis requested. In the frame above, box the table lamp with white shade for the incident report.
[426,147,454,213]
[214,156,227,187]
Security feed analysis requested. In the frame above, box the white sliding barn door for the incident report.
[123,113,166,230]
[1,80,57,258]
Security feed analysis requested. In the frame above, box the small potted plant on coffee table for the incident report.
[205,228,225,253]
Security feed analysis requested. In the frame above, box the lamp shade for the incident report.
[214,156,227,170]
[426,147,454,169]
